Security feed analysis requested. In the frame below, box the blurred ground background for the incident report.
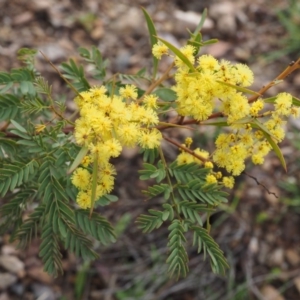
[1,0,300,299]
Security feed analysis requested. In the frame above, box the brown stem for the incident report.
[137,62,175,103]
[40,51,83,98]
[163,134,208,163]
[248,57,300,103]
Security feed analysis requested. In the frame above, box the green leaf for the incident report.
[201,119,228,126]
[0,94,20,120]
[141,7,158,77]
[193,8,208,35]
[68,146,89,174]
[191,225,229,275]
[263,96,277,104]
[201,39,219,46]
[292,96,300,107]
[10,119,27,133]
[251,118,275,138]
[166,219,189,279]
[136,209,166,233]
[263,132,287,172]
[216,80,260,95]
[58,218,67,238]
[156,37,196,72]
[154,88,177,101]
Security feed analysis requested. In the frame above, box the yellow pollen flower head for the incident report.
[152,42,169,59]
[76,191,91,209]
[71,168,91,190]
[119,84,138,100]
[206,174,217,184]
[222,176,235,189]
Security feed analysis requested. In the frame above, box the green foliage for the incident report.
[141,7,158,77]
[0,160,38,197]
[138,161,229,278]
[139,160,166,182]
[154,88,177,101]
[0,94,21,120]
[166,220,189,278]
[60,59,90,92]
[0,67,36,95]
[0,134,18,157]
[118,68,149,85]
[13,204,46,249]
[0,60,116,276]
[137,207,173,233]
[191,225,229,274]
[75,209,116,245]
[78,46,108,80]
[140,147,159,164]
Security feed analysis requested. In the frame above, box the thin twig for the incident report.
[40,51,83,98]
[137,62,175,103]
[243,171,279,198]
[162,134,208,163]
[248,57,300,103]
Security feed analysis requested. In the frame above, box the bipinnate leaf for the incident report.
[0,160,39,197]
[136,209,165,233]
[166,219,189,278]
[0,94,20,120]
[39,223,63,277]
[75,209,116,245]
[191,225,229,275]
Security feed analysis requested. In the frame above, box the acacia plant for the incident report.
[0,9,300,279]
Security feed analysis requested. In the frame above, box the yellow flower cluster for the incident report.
[213,92,299,176]
[161,44,300,188]
[72,85,162,208]
[169,47,254,122]
[176,138,206,165]
[176,138,236,188]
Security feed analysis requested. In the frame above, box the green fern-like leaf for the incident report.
[140,148,159,163]
[136,209,166,233]
[166,219,189,278]
[0,188,36,235]
[0,66,36,94]
[34,76,52,95]
[0,160,39,197]
[139,160,166,183]
[191,225,229,275]
[64,221,98,260]
[178,201,214,226]
[96,194,118,206]
[0,94,21,121]
[177,180,226,205]
[0,134,18,157]
[60,59,90,92]
[142,183,171,200]
[75,209,116,245]
[39,222,64,277]
[169,162,209,183]
[118,67,148,85]
[78,46,108,80]
[13,204,46,249]
[21,97,49,115]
